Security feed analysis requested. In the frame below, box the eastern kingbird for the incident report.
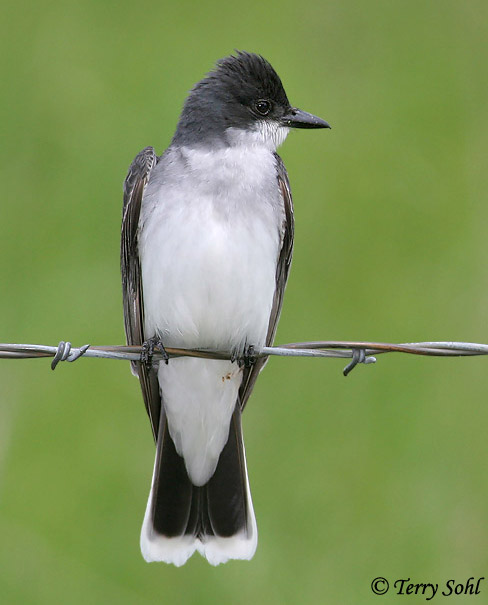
[121,51,330,566]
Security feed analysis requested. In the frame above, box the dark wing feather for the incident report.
[238,152,294,410]
[121,146,161,441]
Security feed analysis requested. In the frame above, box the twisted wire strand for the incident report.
[0,340,486,376]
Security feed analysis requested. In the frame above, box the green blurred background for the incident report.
[1,1,488,603]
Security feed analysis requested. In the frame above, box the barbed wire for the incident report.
[1,339,487,376]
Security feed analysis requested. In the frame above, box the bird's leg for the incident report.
[241,344,256,369]
[141,335,169,369]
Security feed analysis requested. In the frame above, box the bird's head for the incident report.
[173,51,330,150]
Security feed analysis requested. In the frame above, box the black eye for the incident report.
[254,100,272,116]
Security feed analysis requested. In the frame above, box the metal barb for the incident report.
[51,342,90,370]
[343,349,377,377]
[69,343,90,362]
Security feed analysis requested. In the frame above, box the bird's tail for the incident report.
[140,404,257,566]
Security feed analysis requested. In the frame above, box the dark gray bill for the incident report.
[281,108,331,129]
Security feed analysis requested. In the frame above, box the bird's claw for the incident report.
[141,336,169,369]
[239,344,256,369]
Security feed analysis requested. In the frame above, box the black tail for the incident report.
[140,404,257,566]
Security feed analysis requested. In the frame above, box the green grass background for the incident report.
[1,1,488,603]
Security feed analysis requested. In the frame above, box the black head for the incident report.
[172,51,330,148]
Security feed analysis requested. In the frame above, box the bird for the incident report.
[121,51,330,566]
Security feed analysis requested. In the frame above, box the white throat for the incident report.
[226,122,290,151]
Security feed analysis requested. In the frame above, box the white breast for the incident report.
[139,143,283,354]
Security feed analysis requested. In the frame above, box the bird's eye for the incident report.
[254,100,272,116]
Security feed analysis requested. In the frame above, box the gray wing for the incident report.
[121,146,161,441]
[238,152,294,410]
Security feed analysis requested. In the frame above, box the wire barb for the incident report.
[343,348,377,376]
[51,342,90,371]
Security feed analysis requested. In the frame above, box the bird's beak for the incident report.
[281,107,331,129]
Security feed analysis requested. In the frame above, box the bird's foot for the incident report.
[239,344,256,369]
[141,336,169,370]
